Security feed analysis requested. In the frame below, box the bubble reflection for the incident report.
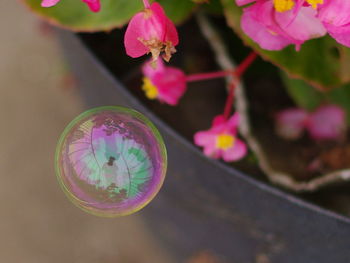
[55,106,167,217]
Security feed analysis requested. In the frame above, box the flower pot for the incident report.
[57,28,350,262]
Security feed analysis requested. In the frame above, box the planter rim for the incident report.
[70,30,350,225]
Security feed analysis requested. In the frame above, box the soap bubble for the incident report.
[55,106,167,217]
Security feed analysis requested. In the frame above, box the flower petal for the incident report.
[124,12,151,58]
[306,105,346,140]
[212,115,226,126]
[154,67,187,105]
[241,3,293,50]
[227,112,240,132]
[325,23,350,48]
[82,0,101,12]
[41,0,60,7]
[275,6,326,42]
[194,131,218,157]
[194,131,215,146]
[318,0,350,27]
[222,139,247,162]
[142,59,165,79]
[164,17,179,46]
[275,108,308,140]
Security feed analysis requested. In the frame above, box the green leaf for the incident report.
[327,84,350,124]
[220,0,350,90]
[281,71,324,111]
[22,0,195,32]
[157,0,195,24]
[202,0,223,15]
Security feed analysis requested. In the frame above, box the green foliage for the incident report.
[220,0,350,90]
[327,84,350,124]
[201,0,223,15]
[23,0,195,32]
[281,72,324,111]
[157,0,195,24]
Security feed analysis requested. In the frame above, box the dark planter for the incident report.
[58,29,350,263]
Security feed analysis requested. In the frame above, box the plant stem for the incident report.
[185,52,257,83]
[234,52,257,78]
[186,70,233,82]
[185,52,257,119]
[223,52,257,120]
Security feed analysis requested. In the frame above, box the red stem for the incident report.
[234,52,257,78]
[223,52,257,120]
[185,52,257,83]
[186,70,233,82]
[182,52,257,119]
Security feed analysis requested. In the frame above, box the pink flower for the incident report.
[41,0,100,12]
[81,0,101,12]
[141,59,186,106]
[318,0,350,47]
[124,0,179,62]
[275,108,308,139]
[194,113,248,162]
[41,0,60,7]
[306,105,346,140]
[237,0,327,50]
[276,105,346,141]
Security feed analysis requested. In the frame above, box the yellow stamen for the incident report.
[306,0,323,9]
[267,29,278,36]
[216,134,235,150]
[142,77,158,99]
[273,0,295,12]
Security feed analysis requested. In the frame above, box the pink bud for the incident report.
[275,108,308,140]
[306,105,346,140]
[276,105,347,141]
[124,2,179,62]
[82,0,101,12]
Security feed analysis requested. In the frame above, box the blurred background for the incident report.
[0,1,176,262]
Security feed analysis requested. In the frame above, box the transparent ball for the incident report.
[55,106,167,217]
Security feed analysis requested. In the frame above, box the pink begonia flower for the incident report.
[306,105,346,140]
[194,113,247,162]
[275,108,309,139]
[276,105,346,141]
[124,0,179,62]
[82,0,101,12]
[41,0,60,7]
[318,0,350,47]
[141,59,186,106]
[237,0,327,50]
[41,0,100,12]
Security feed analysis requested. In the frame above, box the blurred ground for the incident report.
[0,1,174,262]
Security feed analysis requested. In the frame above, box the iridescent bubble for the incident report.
[55,106,167,217]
